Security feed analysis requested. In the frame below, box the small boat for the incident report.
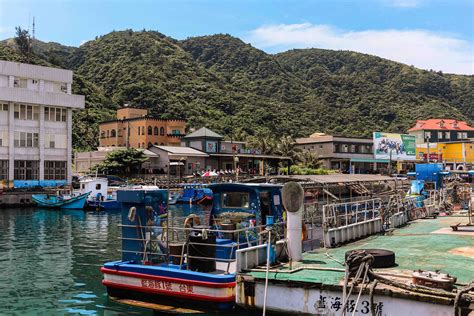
[176,184,213,204]
[81,177,121,211]
[32,189,90,209]
[83,177,162,211]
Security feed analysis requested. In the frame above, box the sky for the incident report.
[0,0,473,74]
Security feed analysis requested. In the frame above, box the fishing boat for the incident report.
[32,189,90,209]
[235,182,474,315]
[176,184,213,204]
[100,183,285,312]
[82,177,121,211]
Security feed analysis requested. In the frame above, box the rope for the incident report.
[454,282,474,316]
[341,250,374,316]
[369,280,378,316]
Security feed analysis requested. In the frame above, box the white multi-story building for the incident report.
[0,60,85,187]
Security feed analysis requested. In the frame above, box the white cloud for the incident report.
[245,23,474,74]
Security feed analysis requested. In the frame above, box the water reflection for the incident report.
[0,205,215,315]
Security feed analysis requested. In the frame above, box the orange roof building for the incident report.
[407,119,474,144]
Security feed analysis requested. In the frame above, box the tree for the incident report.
[247,133,277,155]
[276,135,301,175]
[14,26,32,57]
[94,148,149,176]
[299,151,322,169]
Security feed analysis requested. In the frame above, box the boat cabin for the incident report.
[79,178,108,200]
[208,183,283,226]
[117,188,168,263]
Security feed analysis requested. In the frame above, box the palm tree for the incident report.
[276,135,301,175]
[247,134,277,155]
[299,151,322,169]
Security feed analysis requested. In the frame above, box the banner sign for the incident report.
[373,132,416,160]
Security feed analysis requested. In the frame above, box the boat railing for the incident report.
[118,221,287,274]
[322,198,382,230]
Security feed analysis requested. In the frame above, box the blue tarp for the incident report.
[13,180,68,188]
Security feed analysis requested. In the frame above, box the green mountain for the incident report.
[1,30,472,151]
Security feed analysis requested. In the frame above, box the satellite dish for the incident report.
[282,182,304,213]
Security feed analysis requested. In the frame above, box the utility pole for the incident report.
[32,16,35,40]
[425,133,430,163]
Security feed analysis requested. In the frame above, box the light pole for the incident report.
[425,134,430,163]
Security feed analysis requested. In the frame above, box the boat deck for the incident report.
[249,216,474,285]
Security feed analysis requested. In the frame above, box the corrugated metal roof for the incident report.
[289,174,394,184]
[183,127,224,139]
[152,146,209,157]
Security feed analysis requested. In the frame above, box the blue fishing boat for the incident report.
[100,183,285,312]
[82,177,121,211]
[176,184,213,204]
[32,190,90,209]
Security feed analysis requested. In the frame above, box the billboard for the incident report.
[373,132,416,160]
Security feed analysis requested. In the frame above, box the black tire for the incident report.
[345,249,396,268]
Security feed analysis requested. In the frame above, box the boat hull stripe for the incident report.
[101,267,236,288]
[102,280,235,302]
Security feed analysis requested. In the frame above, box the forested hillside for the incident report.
[1,30,472,151]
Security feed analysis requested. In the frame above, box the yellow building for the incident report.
[416,141,474,170]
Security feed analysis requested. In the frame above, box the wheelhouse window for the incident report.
[221,192,250,209]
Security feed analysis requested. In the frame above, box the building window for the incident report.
[457,132,467,139]
[444,132,450,139]
[110,129,116,137]
[100,131,106,138]
[44,107,67,122]
[154,127,159,135]
[13,78,27,88]
[148,126,152,135]
[14,132,39,147]
[0,103,8,111]
[138,127,141,135]
[160,127,165,136]
[172,129,180,135]
[424,131,431,140]
[148,142,152,147]
[438,131,443,139]
[142,142,145,148]
[14,104,39,120]
[45,133,66,149]
[60,83,67,93]
[14,160,39,180]
[106,130,109,138]
[0,131,8,147]
[0,160,7,180]
[44,161,66,180]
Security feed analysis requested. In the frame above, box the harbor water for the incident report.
[0,205,227,315]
